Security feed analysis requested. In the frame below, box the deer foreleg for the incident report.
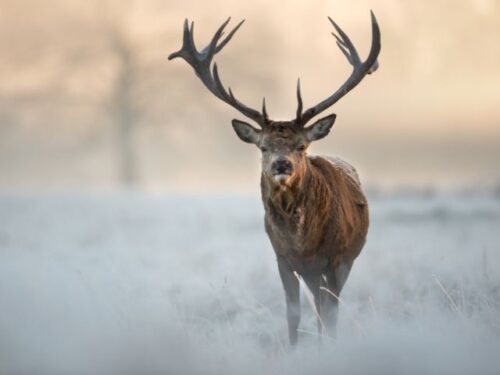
[321,260,352,338]
[277,256,300,346]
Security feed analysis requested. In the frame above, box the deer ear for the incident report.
[231,119,262,144]
[305,114,337,141]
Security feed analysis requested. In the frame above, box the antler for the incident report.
[297,11,381,125]
[168,18,268,126]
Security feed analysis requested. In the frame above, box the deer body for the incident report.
[262,154,369,343]
[169,12,380,345]
[263,155,368,275]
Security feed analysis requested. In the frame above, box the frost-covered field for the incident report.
[0,192,499,374]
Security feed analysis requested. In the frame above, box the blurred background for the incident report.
[1,2,500,373]
[1,0,499,193]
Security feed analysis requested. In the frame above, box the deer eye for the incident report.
[296,145,306,152]
[260,146,268,152]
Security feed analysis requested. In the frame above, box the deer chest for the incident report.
[264,209,329,274]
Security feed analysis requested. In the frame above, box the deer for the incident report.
[169,11,381,346]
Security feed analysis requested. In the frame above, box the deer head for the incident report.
[169,13,381,188]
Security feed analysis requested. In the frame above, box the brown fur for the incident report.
[262,155,368,267]
[307,156,368,251]
[252,121,371,344]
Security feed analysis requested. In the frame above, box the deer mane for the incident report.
[262,156,367,252]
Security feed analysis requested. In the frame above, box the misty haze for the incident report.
[0,0,499,374]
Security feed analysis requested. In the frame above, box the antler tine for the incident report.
[296,78,303,122]
[169,18,266,126]
[168,19,193,63]
[262,97,269,120]
[211,63,230,100]
[299,11,381,125]
[328,16,361,65]
[366,10,381,73]
[212,63,264,121]
[215,19,245,53]
[188,21,195,50]
[202,17,231,58]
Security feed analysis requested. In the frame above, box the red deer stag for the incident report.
[169,12,381,345]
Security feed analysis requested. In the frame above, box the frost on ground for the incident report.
[0,192,499,375]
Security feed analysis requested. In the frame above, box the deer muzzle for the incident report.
[271,157,293,182]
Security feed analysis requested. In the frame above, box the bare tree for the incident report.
[108,27,139,186]
[101,0,140,187]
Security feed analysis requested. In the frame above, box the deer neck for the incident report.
[261,160,311,219]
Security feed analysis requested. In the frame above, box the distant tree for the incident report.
[102,0,140,187]
[108,27,139,186]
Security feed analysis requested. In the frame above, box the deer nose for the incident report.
[272,158,293,175]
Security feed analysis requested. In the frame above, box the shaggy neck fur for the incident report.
[261,156,363,251]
